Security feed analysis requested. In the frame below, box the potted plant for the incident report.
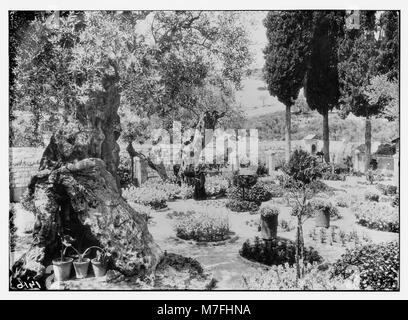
[91,249,110,277]
[259,205,280,240]
[67,246,105,279]
[52,235,74,282]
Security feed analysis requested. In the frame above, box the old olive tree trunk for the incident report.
[11,75,161,282]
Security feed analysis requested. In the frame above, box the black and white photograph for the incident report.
[5,1,402,295]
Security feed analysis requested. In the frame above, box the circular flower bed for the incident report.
[354,202,399,232]
[239,236,322,267]
[174,211,230,242]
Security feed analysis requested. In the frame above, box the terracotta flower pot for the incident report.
[315,210,330,228]
[260,214,278,240]
[91,259,107,277]
[52,258,73,282]
[73,258,90,279]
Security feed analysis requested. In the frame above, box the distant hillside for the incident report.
[244,110,398,143]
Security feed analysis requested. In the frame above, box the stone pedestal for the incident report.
[393,153,399,189]
[133,157,148,186]
[267,151,275,175]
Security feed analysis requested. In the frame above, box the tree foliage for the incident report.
[305,12,344,115]
[263,11,314,107]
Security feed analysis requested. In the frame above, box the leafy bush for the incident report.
[278,219,295,232]
[226,199,259,213]
[240,237,322,267]
[241,263,359,290]
[205,175,230,197]
[245,182,272,202]
[335,194,349,208]
[354,202,399,232]
[118,157,133,188]
[256,163,268,176]
[332,242,399,290]
[282,150,322,184]
[259,181,285,198]
[392,194,399,207]
[174,211,230,242]
[365,191,380,202]
[376,183,398,196]
[122,186,167,209]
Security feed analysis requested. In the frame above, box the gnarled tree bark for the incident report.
[11,74,161,284]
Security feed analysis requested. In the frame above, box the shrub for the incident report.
[259,181,285,198]
[226,199,259,213]
[174,211,230,242]
[376,183,398,196]
[245,182,272,202]
[241,263,359,290]
[334,195,349,208]
[354,202,399,232]
[205,175,230,197]
[239,237,322,267]
[392,194,399,207]
[122,186,167,209]
[256,163,268,176]
[332,242,399,290]
[117,157,133,188]
[226,182,271,203]
[364,191,380,202]
[279,219,295,232]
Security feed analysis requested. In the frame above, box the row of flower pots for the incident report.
[53,257,107,281]
[52,235,110,282]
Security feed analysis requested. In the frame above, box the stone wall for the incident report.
[9,147,44,202]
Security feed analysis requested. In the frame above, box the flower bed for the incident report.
[241,263,359,290]
[174,211,230,242]
[354,202,399,232]
[364,191,380,202]
[376,183,398,196]
[239,237,322,267]
[144,179,194,200]
[332,241,399,290]
[122,186,167,209]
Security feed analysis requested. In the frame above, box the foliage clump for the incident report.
[240,237,321,267]
[354,202,399,232]
[332,241,399,290]
[174,211,230,242]
[242,263,359,290]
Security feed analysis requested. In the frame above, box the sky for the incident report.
[244,11,268,69]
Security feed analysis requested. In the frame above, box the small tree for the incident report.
[282,149,322,280]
